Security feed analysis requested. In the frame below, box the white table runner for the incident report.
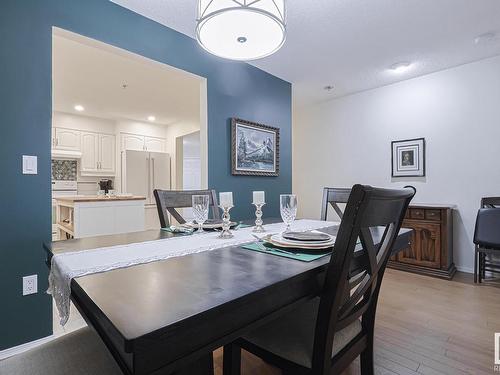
[48,219,338,325]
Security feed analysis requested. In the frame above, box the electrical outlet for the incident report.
[22,275,38,296]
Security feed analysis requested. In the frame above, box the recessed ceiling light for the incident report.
[389,62,412,74]
[474,32,498,45]
[74,105,84,112]
[147,116,156,122]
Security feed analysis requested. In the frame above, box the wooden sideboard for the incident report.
[388,204,456,279]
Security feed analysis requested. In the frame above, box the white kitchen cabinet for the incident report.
[121,133,145,151]
[121,133,166,152]
[99,134,116,173]
[81,131,116,176]
[81,132,99,173]
[144,136,166,152]
[55,197,146,238]
[53,127,81,151]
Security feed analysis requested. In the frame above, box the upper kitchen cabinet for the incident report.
[121,133,145,151]
[81,131,116,176]
[98,134,116,174]
[121,133,166,153]
[52,127,81,151]
[144,136,166,153]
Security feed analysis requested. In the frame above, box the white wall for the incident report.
[182,131,201,190]
[53,111,115,134]
[165,121,202,189]
[293,55,500,273]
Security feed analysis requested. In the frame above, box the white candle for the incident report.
[253,191,265,205]
[219,192,233,207]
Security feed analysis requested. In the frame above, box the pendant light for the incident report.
[196,0,286,61]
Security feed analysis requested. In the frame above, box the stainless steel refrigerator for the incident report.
[122,150,171,228]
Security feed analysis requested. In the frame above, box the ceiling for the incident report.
[111,0,500,106]
[53,31,201,125]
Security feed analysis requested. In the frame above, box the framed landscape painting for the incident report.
[391,138,426,177]
[231,118,280,176]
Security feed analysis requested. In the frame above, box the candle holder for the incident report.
[218,205,234,239]
[252,203,266,233]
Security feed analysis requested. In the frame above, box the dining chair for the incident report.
[0,327,122,374]
[153,189,220,227]
[320,187,351,220]
[223,184,415,375]
[474,201,500,283]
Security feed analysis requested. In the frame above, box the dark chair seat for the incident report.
[242,298,362,368]
[0,327,122,375]
[474,203,500,283]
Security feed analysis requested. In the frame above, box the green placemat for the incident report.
[236,223,253,228]
[241,242,331,262]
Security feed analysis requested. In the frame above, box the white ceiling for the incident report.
[111,0,500,106]
[53,31,201,125]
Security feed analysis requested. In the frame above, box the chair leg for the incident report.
[482,253,487,280]
[478,252,483,283]
[474,249,478,283]
[223,343,241,375]
[360,333,374,375]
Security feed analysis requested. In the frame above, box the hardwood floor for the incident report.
[213,269,500,375]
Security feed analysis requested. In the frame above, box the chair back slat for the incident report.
[153,189,220,227]
[320,187,351,220]
[312,185,415,373]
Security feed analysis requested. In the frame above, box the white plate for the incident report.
[266,233,335,249]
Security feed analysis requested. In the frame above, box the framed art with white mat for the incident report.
[391,138,425,177]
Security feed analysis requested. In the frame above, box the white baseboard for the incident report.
[456,265,473,274]
[0,335,54,361]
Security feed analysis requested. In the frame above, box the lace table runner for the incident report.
[48,219,338,325]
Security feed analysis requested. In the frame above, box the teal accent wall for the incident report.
[0,0,291,350]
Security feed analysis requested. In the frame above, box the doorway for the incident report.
[51,27,208,335]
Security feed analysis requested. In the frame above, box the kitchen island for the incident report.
[55,195,147,240]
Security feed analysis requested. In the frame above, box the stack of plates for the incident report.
[264,230,335,251]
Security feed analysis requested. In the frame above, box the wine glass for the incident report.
[280,194,297,232]
[192,195,210,233]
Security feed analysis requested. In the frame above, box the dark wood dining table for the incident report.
[43,220,412,375]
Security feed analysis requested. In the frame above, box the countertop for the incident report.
[55,195,147,203]
[409,203,457,209]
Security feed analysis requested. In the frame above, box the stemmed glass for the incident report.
[280,194,297,232]
[192,195,210,233]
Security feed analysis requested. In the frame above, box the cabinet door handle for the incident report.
[56,138,59,146]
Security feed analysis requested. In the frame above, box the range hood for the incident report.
[51,149,82,159]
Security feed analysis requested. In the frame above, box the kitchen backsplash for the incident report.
[51,159,77,181]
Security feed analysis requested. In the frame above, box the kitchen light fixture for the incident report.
[324,85,334,92]
[389,62,412,74]
[147,116,156,122]
[74,105,84,112]
[196,0,286,61]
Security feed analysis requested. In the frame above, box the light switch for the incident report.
[22,155,38,175]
